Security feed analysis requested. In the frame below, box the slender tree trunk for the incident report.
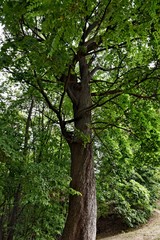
[6,98,34,240]
[62,56,97,240]
[0,215,4,240]
[7,185,21,240]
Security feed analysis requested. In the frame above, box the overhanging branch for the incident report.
[35,75,60,117]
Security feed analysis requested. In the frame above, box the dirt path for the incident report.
[97,202,160,240]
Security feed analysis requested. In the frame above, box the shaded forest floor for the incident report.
[97,201,160,240]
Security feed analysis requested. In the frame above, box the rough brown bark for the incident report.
[62,56,97,240]
[62,142,97,240]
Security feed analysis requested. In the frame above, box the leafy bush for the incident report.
[97,166,160,227]
[113,179,152,227]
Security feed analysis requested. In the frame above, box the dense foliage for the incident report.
[0,0,160,239]
[96,103,160,226]
[0,85,70,238]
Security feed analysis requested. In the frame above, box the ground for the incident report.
[97,201,160,240]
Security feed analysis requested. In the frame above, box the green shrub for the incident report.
[97,166,160,227]
[113,179,152,227]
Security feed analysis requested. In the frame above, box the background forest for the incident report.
[0,0,160,239]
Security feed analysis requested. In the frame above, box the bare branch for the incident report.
[93,0,112,39]
[90,65,124,77]
[59,65,73,116]
[35,74,60,117]
[86,47,106,55]
[23,97,34,155]
[83,21,99,40]
[92,89,122,96]
[129,93,159,99]
[21,17,46,42]
[93,122,132,132]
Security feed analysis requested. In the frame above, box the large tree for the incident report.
[0,0,160,239]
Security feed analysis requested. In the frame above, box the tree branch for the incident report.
[92,89,123,96]
[92,122,134,135]
[23,97,34,155]
[90,65,124,77]
[129,93,159,99]
[35,75,60,117]
[93,0,112,39]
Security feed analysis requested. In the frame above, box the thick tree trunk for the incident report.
[62,142,97,240]
[62,56,97,240]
